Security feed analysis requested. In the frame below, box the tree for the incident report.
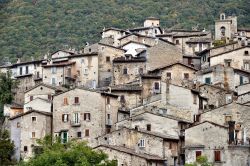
[185,156,213,166]
[0,129,15,165]
[19,135,117,166]
[0,72,18,116]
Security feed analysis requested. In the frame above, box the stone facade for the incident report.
[10,110,52,161]
[146,40,183,71]
[150,62,197,87]
[210,46,250,71]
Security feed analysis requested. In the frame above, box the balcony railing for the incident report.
[70,120,81,127]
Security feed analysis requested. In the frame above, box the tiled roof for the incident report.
[113,56,146,63]
[186,38,212,43]
[25,83,67,93]
[42,61,75,68]
[149,61,198,72]
[9,110,52,120]
[95,145,165,161]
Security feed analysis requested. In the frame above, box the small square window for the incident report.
[84,113,91,121]
[106,56,110,62]
[176,40,180,45]
[123,68,128,75]
[166,72,171,79]
[32,117,37,122]
[146,124,151,131]
[77,132,82,138]
[245,51,249,55]
[184,73,189,79]
[24,146,28,152]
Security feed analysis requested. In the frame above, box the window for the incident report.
[31,116,37,122]
[176,40,180,45]
[244,62,250,70]
[84,68,88,75]
[123,68,128,75]
[166,72,171,79]
[224,59,232,67]
[62,114,69,122]
[107,97,110,104]
[138,139,145,148]
[25,66,29,74]
[214,150,221,162]
[84,113,91,121]
[106,56,110,62]
[196,151,202,159]
[17,122,20,128]
[89,48,91,52]
[154,82,160,91]
[85,129,89,137]
[220,26,226,36]
[48,95,52,100]
[77,132,82,138]
[146,124,151,131]
[240,76,244,85]
[20,67,23,75]
[193,94,197,104]
[32,132,36,138]
[184,73,189,79]
[244,51,249,55]
[30,96,33,101]
[205,77,211,84]
[225,115,232,124]
[51,78,56,85]
[120,95,125,104]
[73,113,80,124]
[74,97,79,104]
[51,67,57,74]
[24,146,28,152]
[63,97,68,105]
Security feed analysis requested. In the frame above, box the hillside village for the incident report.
[0,13,250,166]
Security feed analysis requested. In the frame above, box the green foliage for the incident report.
[213,40,226,47]
[0,129,15,165]
[0,72,18,116]
[0,0,250,62]
[19,135,117,166]
[185,156,213,166]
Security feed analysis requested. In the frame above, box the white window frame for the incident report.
[51,67,57,74]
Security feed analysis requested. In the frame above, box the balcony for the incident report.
[33,76,42,81]
[70,120,81,127]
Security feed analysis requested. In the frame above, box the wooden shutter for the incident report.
[214,150,221,161]
[196,151,202,159]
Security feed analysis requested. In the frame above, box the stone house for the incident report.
[83,42,126,87]
[10,59,43,104]
[198,41,241,69]
[52,88,121,146]
[196,64,250,91]
[183,55,201,70]
[146,39,183,71]
[96,127,179,165]
[128,17,162,37]
[118,33,158,47]
[101,27,129,46]
[163,83,208,120]
[149,62,198,88]
[199,84,236,108]
[198,102,250,140]
[9,110,52,161]
[112,55,146,85]
[209,46,250,71]
[95,145,165,166]
[185,121,250,166]
[215,13,237,41]
[3,102,23,118]
[157,30,211,55]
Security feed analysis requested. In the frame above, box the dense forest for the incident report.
[0,0,250,63]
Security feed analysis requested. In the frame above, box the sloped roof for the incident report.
[149,61,198,72]
[9,109,52,120]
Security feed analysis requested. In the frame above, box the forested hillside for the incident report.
[0,0,250,62]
